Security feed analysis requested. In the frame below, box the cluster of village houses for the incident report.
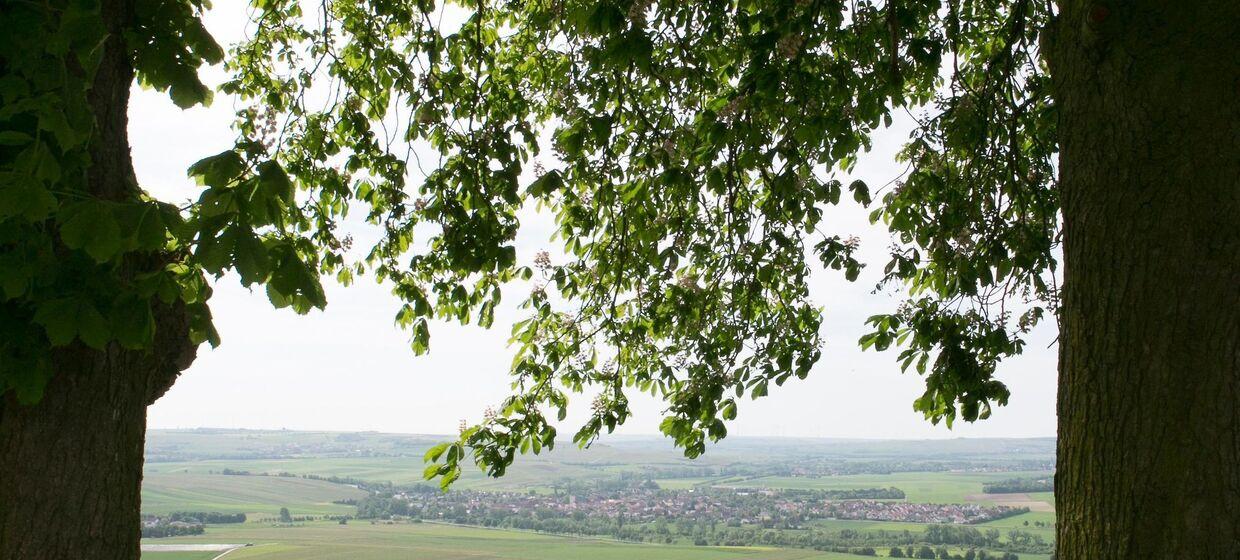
[397,485,1024,526]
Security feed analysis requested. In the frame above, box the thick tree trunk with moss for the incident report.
[1051,0,1240,557]
[0,0,196,557]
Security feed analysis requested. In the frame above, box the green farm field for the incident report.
[145,457,1055,509]
[144,430,733,489]
[147,457,470,485]
[1026,492,1055,504]
[146,456,621,490]
[142,521,901,560]
[980,511,1057,542]
[142,473,365,516]
[141,553,219,560]
[805,511,1057,549]
[715,471,1055,504]
[653,477,729,489]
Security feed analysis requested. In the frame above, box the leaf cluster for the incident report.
[1,0,1059,487]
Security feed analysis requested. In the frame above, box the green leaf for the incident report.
[168,74,213,109]
[115,202,169,251]
[188,151,246,188]
[439,467,460,490]
[423,442,451,462]
[76,302,110,348]
[59,203,122,262]
[186,301,221,347]
[33,298,78,346]
[0,177,57,221]
[110,295,155,348]
[0,131,33,146]
[195,226,237,274]
[266,245,327,313]
[266,283,290,309]
[33,297,110,348]
[256,161,294,203]
[527,170,562,197]
[411,319,430,354]
[849,180,871,206]
[6,354,51,405]
[0,255,31,300]
[232,230,270,285]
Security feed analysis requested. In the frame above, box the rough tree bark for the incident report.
[1051,0,1240,557]
[0,0,197,557]
[0,336,194,559]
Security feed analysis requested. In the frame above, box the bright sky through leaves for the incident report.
[139,1,1056,441]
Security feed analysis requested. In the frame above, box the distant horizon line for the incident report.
[147,426,1056,441]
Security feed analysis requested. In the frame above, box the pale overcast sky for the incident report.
[138,4,1057,440]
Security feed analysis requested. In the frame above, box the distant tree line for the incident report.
[140,523,204,538]
[138,511,245,538]
[889,547,1021,560]
[806,487,905,500]
[165,511,246,524]
[302,473,381,488]
[922,525,1048,551]
[982,478,1054,494]
[139,517,204,539]
[355,496,415,519]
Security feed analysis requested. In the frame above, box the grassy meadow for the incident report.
[142,553,219,560]
[142,473,365,516]
[144,521,1000,560]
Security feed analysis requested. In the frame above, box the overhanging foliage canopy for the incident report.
[0,0,1058,486]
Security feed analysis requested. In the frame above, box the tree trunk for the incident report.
[1051,0,1240,557]
[0,346,177,559]
[0,0,197,556]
